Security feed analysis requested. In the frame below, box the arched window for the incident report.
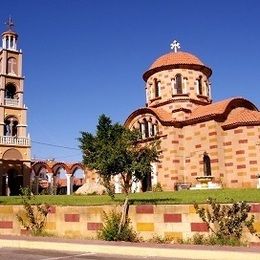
[138,122,143,139]
[7,57,17,75]
[153,124,158,136]
[203,152,211,176]
[175,74,183,94]
[5,83,16,99]
[197,76,203,95]
[143,119,149,138]
[4,116,18,136]
[138,119,158,139]
[154,79,161,98]
[149,121,154,137]
[205,81,211,98]
[145,87,149,103]
[183,77,188,93]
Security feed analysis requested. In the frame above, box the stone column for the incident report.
[35,176,39,195]
[66,174,72,195]
[141,123,145,139]
[114,175,121,193]
[131,180,141,193]
[46,173,53,194]
[2,37,6,49]
[257,176,260,189]
[151,162,157,187]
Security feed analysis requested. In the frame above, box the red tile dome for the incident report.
[143,51,212,81]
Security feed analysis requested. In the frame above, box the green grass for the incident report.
[1,189,260,206]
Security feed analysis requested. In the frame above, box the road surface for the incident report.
[0,248,188,260]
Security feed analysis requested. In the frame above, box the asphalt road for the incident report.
[0,248,187,260]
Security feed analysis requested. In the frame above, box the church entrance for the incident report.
[7,168,23,195]
[141,172,152,192]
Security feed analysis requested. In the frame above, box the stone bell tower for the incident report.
[0,17,31,195]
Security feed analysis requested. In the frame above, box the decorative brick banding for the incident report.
[195,144,202,148]
[191,223,208,232]
[236,150,245,155]
[249,160,257,165]
[250,204,260,213]
[223,141,232,146]
[209,131,217,136]
[234,129,243,134]
[225,162,233,167]
[87,222,103,230]
[210,145,217,149]
[64,214,80,222]
[48,206,56,214]
[237,165,246,169]
[0,221,13,229]
[239,139,248,144]
[164,213,182,223]
[136,205,154,214]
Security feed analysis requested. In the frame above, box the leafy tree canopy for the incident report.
[79,114,159,194]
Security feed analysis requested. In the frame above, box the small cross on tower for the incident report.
[5,16,15,31]
[170,40,180,53]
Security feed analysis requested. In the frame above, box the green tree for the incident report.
[79,114,159,236]
[79,114,159,195]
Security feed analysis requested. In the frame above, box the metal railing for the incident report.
[0,136,30,146]
[4,98,19,107]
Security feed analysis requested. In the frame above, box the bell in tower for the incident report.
[0,17,31,196]
[1,17,18,51]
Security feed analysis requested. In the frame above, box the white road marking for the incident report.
[43,252,95,260]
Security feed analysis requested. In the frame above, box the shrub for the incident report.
[152,182,163,192]
[192,233,205,245]
[98,210,137,242]
[194,197,260,243]
[16,187,50,236]
[179,233,245,246]
[148,234,169,244]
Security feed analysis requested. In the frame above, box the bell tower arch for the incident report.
[0,17,31,195]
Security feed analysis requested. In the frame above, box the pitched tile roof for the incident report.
[150,51,205,68]
[222,107,260,129]
[143,51,212,81]
[186,97,259,124]
[125,97,260,130]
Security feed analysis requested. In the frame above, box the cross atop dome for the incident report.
[5,16,15,31]
[170,40,180,53]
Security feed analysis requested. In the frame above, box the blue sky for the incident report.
[1,0,259,162]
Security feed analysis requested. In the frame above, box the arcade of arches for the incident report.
[31,161,85,195]
[0,159,85,196]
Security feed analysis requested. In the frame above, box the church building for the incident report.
[0,18,31,195]
[125,40,260,190]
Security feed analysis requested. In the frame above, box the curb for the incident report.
[1,238,260,260]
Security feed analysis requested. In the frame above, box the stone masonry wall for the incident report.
[1,204,260,244]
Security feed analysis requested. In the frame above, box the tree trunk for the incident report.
[117,196,129,236]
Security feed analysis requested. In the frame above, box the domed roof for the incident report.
[143,51,212,81]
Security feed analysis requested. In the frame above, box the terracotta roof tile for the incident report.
[143,51,212,81]
[187,97,259,123]
[125,97,259,130]
[188,98,235,120]
[149,51,205,69]
[149,107,173,122]
[222,107,260,129]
